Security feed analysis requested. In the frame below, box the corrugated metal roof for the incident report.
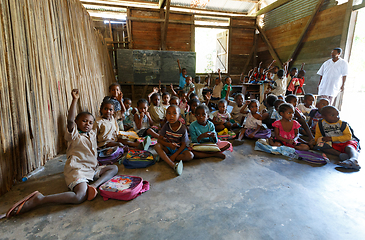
[172,0,256,13]
[263,0,338,30]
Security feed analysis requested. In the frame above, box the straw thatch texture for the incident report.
[0,0,114,196]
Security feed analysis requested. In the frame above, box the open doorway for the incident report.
[195,27,229,73]
[342,7,365,143]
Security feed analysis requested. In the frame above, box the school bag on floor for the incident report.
[99,175,150,201]
[97,146,125,165]
[120,149,156,169]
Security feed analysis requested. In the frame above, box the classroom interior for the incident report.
[1,0,365,239]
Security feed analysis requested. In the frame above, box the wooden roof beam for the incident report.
[288,0,325,62]
[159,0,166,9]
[256,24,283,67]
[161,0,171,50]
[254,0,293,16]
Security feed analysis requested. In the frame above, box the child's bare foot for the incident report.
[6,191,43,218]
[87,185,98,201]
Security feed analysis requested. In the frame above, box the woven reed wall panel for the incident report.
[0,0,114,195]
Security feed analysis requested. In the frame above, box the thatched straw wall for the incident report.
[0,0,114,195]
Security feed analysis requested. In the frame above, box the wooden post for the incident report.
[340,0,355,62]
[288,0,325,62]
[127,8,133,49]
[161,0,171,50]
[190,14,195,52]
[256,24,283,67]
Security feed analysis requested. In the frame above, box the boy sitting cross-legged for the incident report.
[315,106,360,170]
[154,105,194,175]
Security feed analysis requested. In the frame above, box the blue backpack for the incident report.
[120,149,156,169]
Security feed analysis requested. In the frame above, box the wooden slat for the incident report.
[288,0,326,62]
[256,25,283,66]
[255,0,293,16]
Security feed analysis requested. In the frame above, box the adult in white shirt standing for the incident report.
[317,48,348,105]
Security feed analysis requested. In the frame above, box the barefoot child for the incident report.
[5,89,118,218]
[238,99,271,140]
[226,93,250,126]
[161,92,171,111]
[315,106,360,170]
[103,83,126,130]
[212,99,239,132]
[189,105,231,159]
[269,103,310,150]
[154,105,194,175]
[134,99,160,139]
[185,98,200,126]
[297,93,315,121]
[94,100,140,150]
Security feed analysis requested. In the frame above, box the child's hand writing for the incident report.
[71,89,79,99]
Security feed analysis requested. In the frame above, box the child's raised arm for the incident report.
[301,62,305,71]
[177,59,182,74]
[116,91,126,114]
[218,68,221,83]
[147,87,159,103]
[67,89,79,133]
[170,84,177,96]
[267,60,276,70]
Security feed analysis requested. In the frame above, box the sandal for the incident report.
[174,160,183,176]
[337,159,361,171]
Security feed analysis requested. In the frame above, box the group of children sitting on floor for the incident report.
[4,60,360,219]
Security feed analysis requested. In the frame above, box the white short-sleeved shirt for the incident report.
[271,77,287,96]
[229,102,247,124]
[212,82,223,98]
[317,58,348,97]
[245,112,262,129]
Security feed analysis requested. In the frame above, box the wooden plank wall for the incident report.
[257,1,348,93]
[130,8,193,51]
[0,0,114,196]
[229,17,256,81]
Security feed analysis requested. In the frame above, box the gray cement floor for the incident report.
[0,140,364,240]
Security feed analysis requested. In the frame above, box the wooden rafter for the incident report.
[256,24,283,67]
[288,0,325,62]
[159,0,166,9]
[161,0,171,50]
[255,0,293,16]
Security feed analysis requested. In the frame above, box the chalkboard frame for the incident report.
[117,49,196,85]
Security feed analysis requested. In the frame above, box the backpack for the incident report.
[97,146,125,165]
[295,150,329,165]
[120,149,156,169]
[318,120,360,150]
[99,175,150,201]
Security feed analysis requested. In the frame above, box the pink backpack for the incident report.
[99,175,150,201]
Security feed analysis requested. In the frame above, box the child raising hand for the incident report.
[5,89,118,218]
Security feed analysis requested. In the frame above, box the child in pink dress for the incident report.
[269,103,309,150]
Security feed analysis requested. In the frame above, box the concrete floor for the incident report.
[0,140,364,240]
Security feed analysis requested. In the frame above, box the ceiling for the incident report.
[81,0,279,14]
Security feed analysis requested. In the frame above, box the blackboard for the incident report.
[117,49,196,85]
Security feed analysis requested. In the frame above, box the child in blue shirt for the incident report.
[189,105,231,159]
